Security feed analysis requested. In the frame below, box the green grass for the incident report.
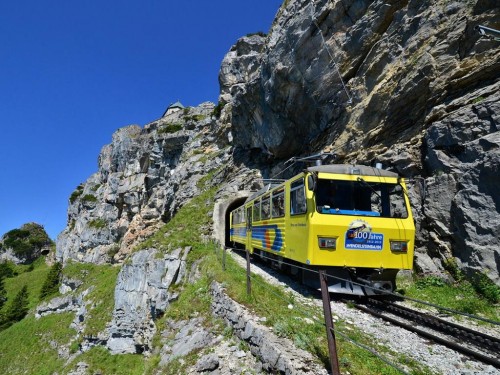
[184,114,207,122]
[218,250,435,374]
[138,186,218,252]
[152,241,433,374]
[65,346,146,375]
[196,166,223,189]
[397,274,500,323]
[1,256,50,313]
[0,313,76,375]
[62,262,120,336]
[0,259,160,375]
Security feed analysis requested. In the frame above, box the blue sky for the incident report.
[0,1,280,240]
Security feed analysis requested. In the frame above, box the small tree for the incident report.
[5,285,29,323]
[0,262,16,279]
[40,262,62,299]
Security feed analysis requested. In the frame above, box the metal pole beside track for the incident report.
[246,249,251,296]
[319,270,341,375]
[222,246,226,271]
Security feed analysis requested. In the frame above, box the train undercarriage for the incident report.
[252,249,398,296]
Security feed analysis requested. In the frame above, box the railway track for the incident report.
[349,298,500,369]
[227,247,500,372]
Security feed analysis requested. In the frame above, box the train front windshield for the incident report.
[315,178,408,218]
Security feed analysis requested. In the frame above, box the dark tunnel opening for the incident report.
[224,196,248,248]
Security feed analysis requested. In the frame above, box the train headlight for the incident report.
[318,237,337,249]
[390,241,408,252]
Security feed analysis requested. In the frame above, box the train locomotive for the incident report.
[229,164,415,295]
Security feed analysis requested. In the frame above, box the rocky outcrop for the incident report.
[219,0,500,283]
[107,247,190,354]
[0,222,53,264]
[56,102,232,264]
[211,281,328,374]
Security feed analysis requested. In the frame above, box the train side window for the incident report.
[241,207,246,223]
[272,189,285,218]
[253,199,261,221]
[246,207,252,229]
[234,209,240,224]
[290,179,306,215]
[261,195,271,220]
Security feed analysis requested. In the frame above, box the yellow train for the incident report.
[229,164,415,295]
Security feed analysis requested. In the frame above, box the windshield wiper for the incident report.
[356,177,381,199]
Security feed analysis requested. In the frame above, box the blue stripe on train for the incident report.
[230,227,247,237]
[252,224,283,251]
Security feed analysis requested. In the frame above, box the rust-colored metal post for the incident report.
[246,249,251,296]
[319,269,341,375]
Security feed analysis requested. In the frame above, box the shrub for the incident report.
[472,273,500,304]
[211,102,224,118]
[0,262,16,280]
[158,123,183,135]
[81,194,98,203]
[88,219,107,229]
[443,257,465,282]
[69,184,84,204]
[107,244,120,260]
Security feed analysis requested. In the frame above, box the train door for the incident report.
[245,206,252,251]
[286,177,309,263]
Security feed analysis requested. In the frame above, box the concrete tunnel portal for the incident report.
[212,192,250,249]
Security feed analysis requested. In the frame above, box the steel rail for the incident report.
[350,300,500,369]
[368,298,500,354]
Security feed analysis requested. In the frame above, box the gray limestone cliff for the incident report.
[56,102,231,265]
[219,0,500,284]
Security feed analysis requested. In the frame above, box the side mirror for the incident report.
[307,175,316,192]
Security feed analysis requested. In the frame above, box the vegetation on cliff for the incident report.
[0,223,53,262]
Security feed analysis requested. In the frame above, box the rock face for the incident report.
[107,247,190,354]
[56,102,231,264]
[219,0,500,283]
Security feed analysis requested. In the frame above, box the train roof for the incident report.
[243,164,399,203]
[307,164,399,178]
[245,183,282,203]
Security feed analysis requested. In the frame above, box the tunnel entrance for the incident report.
[224,197,248,248]
[212,192,250,248]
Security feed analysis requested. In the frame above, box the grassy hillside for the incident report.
[0,185,497,374]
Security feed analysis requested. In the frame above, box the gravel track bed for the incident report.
[228,250,500,375]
